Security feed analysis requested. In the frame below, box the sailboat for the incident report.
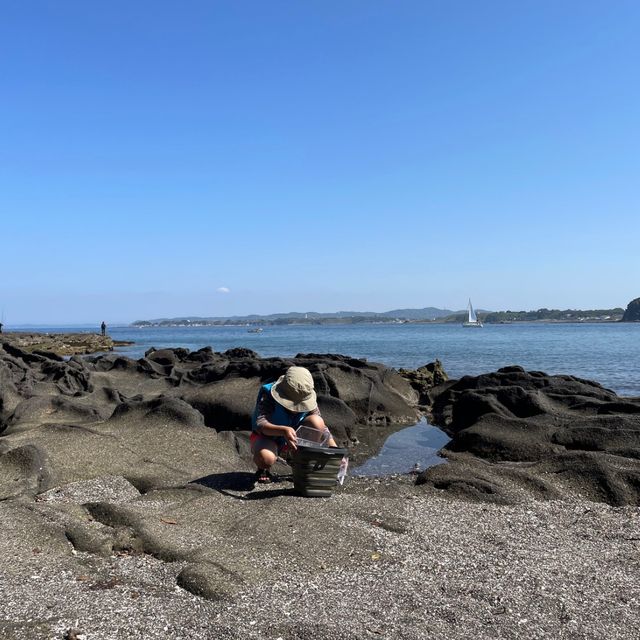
[462,299,483,327]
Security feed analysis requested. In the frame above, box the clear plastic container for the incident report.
[295,425,330,448]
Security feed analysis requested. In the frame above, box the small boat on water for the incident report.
[247,327,263,333]
[462,299,483,328]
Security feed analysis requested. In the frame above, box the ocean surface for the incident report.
[14,322,639,396]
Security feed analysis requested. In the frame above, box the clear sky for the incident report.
[1,1,638,325]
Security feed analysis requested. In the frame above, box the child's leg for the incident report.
[251,435,279,471]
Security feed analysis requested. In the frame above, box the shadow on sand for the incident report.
[191,471,297,500]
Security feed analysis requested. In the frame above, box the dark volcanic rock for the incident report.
[184,359,230,385]
[40,359,94,395]
[398,359,448,405]
[110,396,206,428]
[420,367,640,505]
[180,377,261,429]
[223,347,259,359]
[4,395,108,434]
[145,347,191,364]
[0,343,423,501]
[622,297,640,322]
[0,443,53,499]
[87,353,141,373]
[147,350,422,441]
[184,346,215,362]
[294,353,419,429]
[430,366,619,432]
[313,394,358,443]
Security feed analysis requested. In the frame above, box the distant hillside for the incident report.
[131,307,454,327]
[132,305,626,327]
[380,307,454,320]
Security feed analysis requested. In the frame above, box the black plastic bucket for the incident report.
[290,445,348,497]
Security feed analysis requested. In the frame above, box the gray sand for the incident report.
[1,476,638,640]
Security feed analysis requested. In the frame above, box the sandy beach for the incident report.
[1,477,637,639]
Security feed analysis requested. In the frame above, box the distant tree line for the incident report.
[132,315,404,327]
[443,308,625,323]
[132,306,627,327]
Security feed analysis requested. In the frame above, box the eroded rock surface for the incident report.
[0,342,424,502]
[418,366,640,505]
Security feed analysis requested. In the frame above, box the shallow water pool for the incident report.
[351,418,451,477]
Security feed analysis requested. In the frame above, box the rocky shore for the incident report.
[0,332,133,356]
[0,342,638,639]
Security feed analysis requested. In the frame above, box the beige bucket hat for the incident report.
[271,366,317,412]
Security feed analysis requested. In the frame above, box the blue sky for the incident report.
[1,1,638,324]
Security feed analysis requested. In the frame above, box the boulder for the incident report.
[398,359,448,405]
[0,444,54,499]
[179,377,261,429]
[622,297,640,322]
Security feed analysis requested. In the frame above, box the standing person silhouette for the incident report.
[100,321,106,336]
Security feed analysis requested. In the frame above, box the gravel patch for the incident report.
[1,483,638,640]
[37,476,141,505]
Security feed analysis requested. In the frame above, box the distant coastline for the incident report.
[131,306,626,328]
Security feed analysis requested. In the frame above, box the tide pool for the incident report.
[351,419,451,477]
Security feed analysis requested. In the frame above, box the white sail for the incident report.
[463,299,483,327]
[468,299,477,323]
